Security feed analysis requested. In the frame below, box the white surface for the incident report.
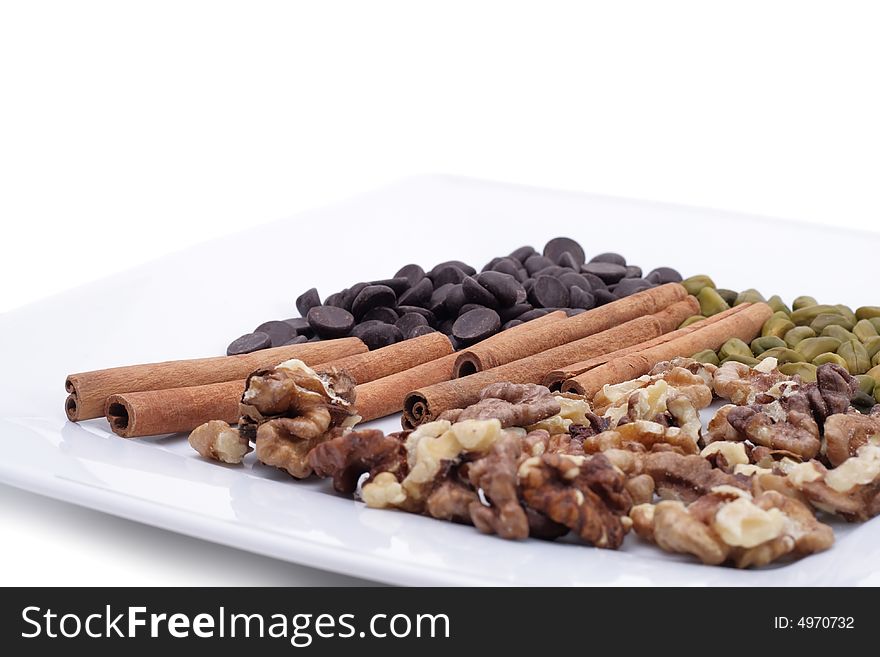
[2,177,880,586]
[2,1,880,314]
[3,1,880,586]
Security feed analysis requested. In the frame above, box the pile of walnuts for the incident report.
[189,355,880,569]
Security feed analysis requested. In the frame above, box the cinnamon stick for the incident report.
[105,332,454,437]
[542,304,748,389]
[403,306,687,429]
[452,283,689,377]
[66,337,368,422]
[349,312,570,421]
[561,302,773,398]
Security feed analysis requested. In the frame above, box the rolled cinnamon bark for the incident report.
[452,283,689,377]
[561,302,773,397]
[353,353,459,422]
[105,332,454,437]
[66,338,367,422]
[542,304,748,389]
[403,308,682,429]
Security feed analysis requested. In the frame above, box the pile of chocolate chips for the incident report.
[226,237,683,354]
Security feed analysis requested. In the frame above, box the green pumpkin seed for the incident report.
[762,316,796,339]
[821,325,858,343]
[869,318,880,334]
[835,305,858,325]
[698,287,730,317]
[691,349,720,366]
[779,362,817,383]
[796,337,843,362]
[809,313,855,333]
[874,351,880,368]
[757,347,805,364]
[864,337,880,360]
[720,354,760,367]
[855,306,880,321]
[790,304,842,326]
[854,375,876,396]
[719,338,753,361]
[682,275,716,296]
[812,352,848,368]
[838,340,871,374]
[751,335,787,355]
[853,319,879,342]
[734,288,765,306]
[792,296,819,311]
[679,315,705,329]
[767,295,791,315]
[783,326,816,349]
[867,364,880,385]
[851,391,877,414]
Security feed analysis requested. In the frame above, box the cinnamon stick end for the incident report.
[105,395,135,438]
[65,394,79,421]
[561,379,586,395]
[453,353,482,378]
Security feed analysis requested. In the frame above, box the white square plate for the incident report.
[3,176,879,585]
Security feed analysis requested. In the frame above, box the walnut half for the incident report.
[189,420,251,464]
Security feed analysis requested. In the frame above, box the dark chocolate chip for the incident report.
[543,237,586,267]
[282,317,312,336]
[307,305,355,338]
[351,321,402,350]
[462,276,498,308]
[324,292,346,308]
[430,260,476,278]
[581,262,627,284]
[394,263,427,287]
[307,336,322,342]
[254,320,296,347]
[351,285,397,320]
[475,271,520,307]
[295,288,321,317]
[589,252,627,266]
[227,331,272,356]
[569,286,596,310]
[517,309,549,322]
[443,284,467,315]
[625,265,643,279]
[528,275,570,308]
[559,271,591,291]
[407,325,437,339]
[593,289,618,306]
[428,283,455,315]
[370,278,410,296]
[501,319,524,330]
[438,318,456,335]
[397,277,433,307]
[452,308,501,342]
[524,254,555,276]
[514,268,529,283]
[341,282,369,311]
[430,265,467,286]
[397,306,436,325]
[509,245,538,263]
[458,303,483,316]
[581,272,608,290]
[361,306,399,324]
[395,312,429,337]
[281,335,309,346]
[489,258,521,278]
[515,286,528,304]
[614,278,652,297]
[499,303,533,322]
[556,252,581,270]
[481,257,504,273]
[523,278,535,293]
[534,265,569,278]
[645,267,683,284]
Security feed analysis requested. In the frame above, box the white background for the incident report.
[1,1,878,585]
